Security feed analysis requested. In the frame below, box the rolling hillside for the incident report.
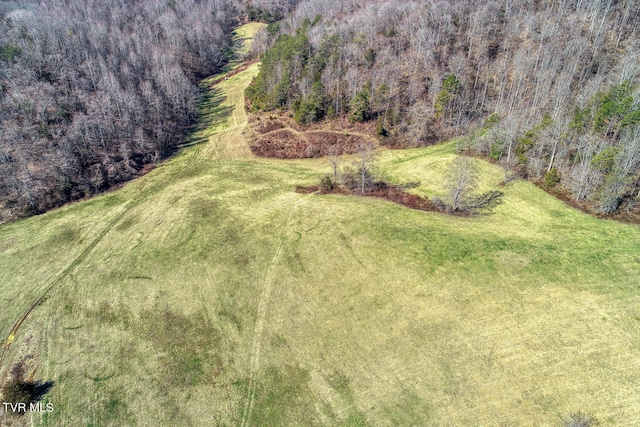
[1,22,640,426]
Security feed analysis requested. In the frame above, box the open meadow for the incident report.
[1,23,640,426]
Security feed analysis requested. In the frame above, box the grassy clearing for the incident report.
[234,23,264,58]
[1,22,640,426]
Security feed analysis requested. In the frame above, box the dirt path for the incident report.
[258,126,378,143]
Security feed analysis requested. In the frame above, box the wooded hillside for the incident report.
[0,0,237,222]
[246,0,640,216]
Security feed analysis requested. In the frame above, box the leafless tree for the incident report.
[442,156,504,213]
[328,145,340,185]
[4,0,640,218]
[339,143,376,193]
[355,143,376,194]
[0,0,238,220]
[445,157,479,211]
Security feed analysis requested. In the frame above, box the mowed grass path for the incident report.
[1,23,640,426]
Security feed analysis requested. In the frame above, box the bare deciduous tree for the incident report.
[443,156,504,213]
[0,0,238,221]
[445,157,479,211]
[328,145,340,185]
[355,143,376,194]
[339,143,377,193]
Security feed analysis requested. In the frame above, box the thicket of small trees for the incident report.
[246,0,640,215]
[315,145,503,215]
[315,143,376,194]
[0,0,238,222]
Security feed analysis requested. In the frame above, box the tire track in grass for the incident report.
[1,20,263,392]
[0,146,201,384]
[240,196,307,427]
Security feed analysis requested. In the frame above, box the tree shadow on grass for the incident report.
[1,378,55,416]
[182,87,234,149]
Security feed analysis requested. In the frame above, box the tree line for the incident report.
[0,0,238,222]
[246,0,640,215]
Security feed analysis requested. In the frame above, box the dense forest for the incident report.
[0,0,240,222]
[2,0,639,221]
[246,0,640,216]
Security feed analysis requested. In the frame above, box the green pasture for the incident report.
[1,23,639,426]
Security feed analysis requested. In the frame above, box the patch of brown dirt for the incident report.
[296,182,449,214]
[245,112,379,159]
[295,185,319,194]
[365,184,439,212]
[251,130,308,159]
[252,117,286,134]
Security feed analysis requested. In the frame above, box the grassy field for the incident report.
[1,22,640,426]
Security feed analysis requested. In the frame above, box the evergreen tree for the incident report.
[349,83,372,123]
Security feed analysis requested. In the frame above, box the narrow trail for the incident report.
[204,63,259,160]
[256,125,378,143]
[240,196,307,427]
